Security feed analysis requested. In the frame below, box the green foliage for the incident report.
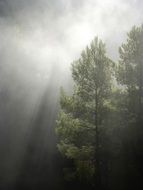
[116,24,143,189]
[55,24,143,189]
[56,37,113,182]
[118,25,143,84]
[75,160,95,181]
[118,25,143,119]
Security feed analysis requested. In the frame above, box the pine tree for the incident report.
[118,25,143,121]
[56,37,113,187]
[117,25,143,189]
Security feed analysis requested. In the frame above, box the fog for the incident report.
[0,0,142,189]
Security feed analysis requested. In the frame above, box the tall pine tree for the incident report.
[56,37,113,188]
[117,25,143,189]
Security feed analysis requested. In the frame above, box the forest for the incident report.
[0,1,143,190]
[56,25,143,190]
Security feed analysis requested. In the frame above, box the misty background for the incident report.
[0,0,143,189]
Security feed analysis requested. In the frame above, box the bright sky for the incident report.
[0,0,142,84]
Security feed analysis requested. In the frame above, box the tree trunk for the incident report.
[138,61,143,122]
[94,88,102,190]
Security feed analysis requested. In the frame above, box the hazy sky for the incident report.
[0,1,143,186]
[0,0,143,86]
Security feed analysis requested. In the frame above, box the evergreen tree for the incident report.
[118,25,143,121]
[56,37,113,188]
[117,25,143,189]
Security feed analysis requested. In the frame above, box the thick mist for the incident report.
[0,0,142,189]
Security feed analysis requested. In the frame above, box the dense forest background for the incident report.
[56,25,143,190]
[0,1,143,190]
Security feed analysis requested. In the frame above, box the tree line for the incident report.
[56,25,143,190]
